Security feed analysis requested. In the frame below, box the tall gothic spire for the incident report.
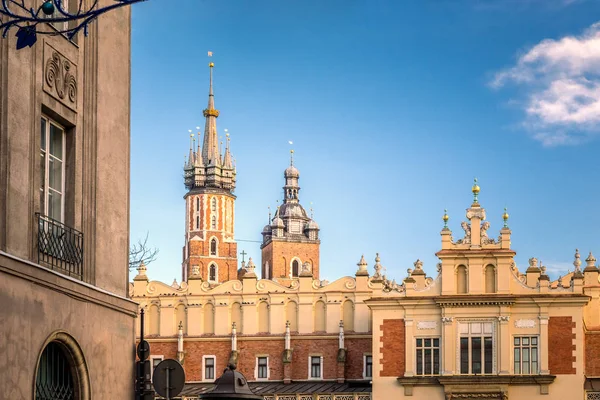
[202,62,221,166]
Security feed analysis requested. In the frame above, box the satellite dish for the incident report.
[152,359,185,399]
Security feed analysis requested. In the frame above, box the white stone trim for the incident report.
[290,257,302,278]
[150,355,164,380]
[202,355,216,382]
[208,262,218,283]
[209,236,219,256]
[308,355,323,379]
[363,353,372,379]
[254,355,270,380]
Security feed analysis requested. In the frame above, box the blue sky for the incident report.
[130,0,600,284]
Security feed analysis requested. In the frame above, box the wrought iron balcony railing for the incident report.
[36,213,84,280]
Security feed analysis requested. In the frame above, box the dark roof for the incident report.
[180,381,372,398]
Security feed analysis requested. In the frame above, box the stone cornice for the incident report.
[143,333,372,342]
[436,296,516,307]
[435,249,517,257]
[397,374,556,386]
[0,251,138,317]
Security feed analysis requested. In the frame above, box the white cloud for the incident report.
[492,22,600,145]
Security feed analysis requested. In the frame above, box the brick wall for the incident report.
[264,241,320,281]
[548,316,576,375]
[143,335,372,383]
[585,330,600,376]
[380,319,405,377]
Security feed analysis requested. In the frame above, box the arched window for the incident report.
[258,301,270,333]
[291,259,300,278]
[210,238,217,256]
[204,303,214,334]
[148,304,160,335]
[196,197,200,211]
[36,342,75,400]
[343,300,354,331]
[209,264,217,282]
[457,265,468,294]
[286,301,298,331]
[314,301,326,332]
[211,215,216,230]
[211,198,217,212]
[485,265,496,293]
[196,216,200,229]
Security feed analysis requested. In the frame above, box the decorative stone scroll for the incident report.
[417,321,437,330]
[515,319,536,329]
[43,43,77,110]
[441,317,454,324]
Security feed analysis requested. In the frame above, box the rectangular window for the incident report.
[310,356,322,379]
[150,356,163,379]
[257,357,268,379]
[514,336,538,375]
[364,355,373,378]
[459,322,494,375]
[40,116,66,222]
[416,338,440,375]
[204,357,215,380]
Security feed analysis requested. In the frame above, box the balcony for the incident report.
[36,213,84,280]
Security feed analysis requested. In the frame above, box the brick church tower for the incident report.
[182,62,238,283]
[261,152,320,283]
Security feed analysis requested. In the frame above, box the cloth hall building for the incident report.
[131,65,600,400]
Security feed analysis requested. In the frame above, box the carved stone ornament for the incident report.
[515,319,536,329]
[417,321,437,330]
[466,207,487,221]
[480,221,496,244]
[441,316,454,324]
[44,45,77,108]
[455,222,471,244]
[497,315,510,323]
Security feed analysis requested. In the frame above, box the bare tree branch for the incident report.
[129,232,159,271]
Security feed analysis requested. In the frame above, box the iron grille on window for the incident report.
[37,213,83,280]
[35,342,75,400]
[416,338,440,375]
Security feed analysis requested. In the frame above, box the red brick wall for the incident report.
[143,335,372,382]
[585,330,600,376]
[380,319,405,377]
[263,241,320,281]
[548,316,576,375]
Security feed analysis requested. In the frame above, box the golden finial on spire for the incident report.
[503,207,509,228]
[442,209,449,228]
[208,50,214,67]
[472,178,480,203]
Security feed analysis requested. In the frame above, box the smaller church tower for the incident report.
[181,61,238,283]
[261,151,320,283]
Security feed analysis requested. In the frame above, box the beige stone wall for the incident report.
[0,0,136,398]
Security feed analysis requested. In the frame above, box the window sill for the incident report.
[397,374,556,386]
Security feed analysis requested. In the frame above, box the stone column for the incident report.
[539,315,550,374]
[404,319,414,377]
[441,316,454,375]
[498,315,510,375]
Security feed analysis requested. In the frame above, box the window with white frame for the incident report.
[203,356,216,381]
[150,356,164,379]
[291,259,300,278]
[514,336,538,375]
[363,354,372,379]
[210,238,218,256]
[459,321,494,374]
[40,116,66,222]
[416,338,440,375]
[309,355,323,379]
[256,356,269,380]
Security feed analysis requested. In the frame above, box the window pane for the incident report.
[514,337,520,346]
[532,337,538,345]
[206,358,214,366]
[48,190,62,221]
[40,151,46,213]
[460,338,469,374]
[523,337,529,345]
[41,118,47,150]
[483,323,493,334]
[471,323,481,334]
[49,124,63,159]
[471,338,481,374]
[484,337,493,374]
[459,323,469,334]
[424,338,431,347]
[433,348,440,375]
[433,338,439,347]
[416,349,423,375]
[49,157,63,192]
[416,338,422,347]
[424,349,432,375]
[514,348,520,374]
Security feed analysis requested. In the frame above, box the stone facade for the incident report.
[367,183,600,400]
[0,3,137,400]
